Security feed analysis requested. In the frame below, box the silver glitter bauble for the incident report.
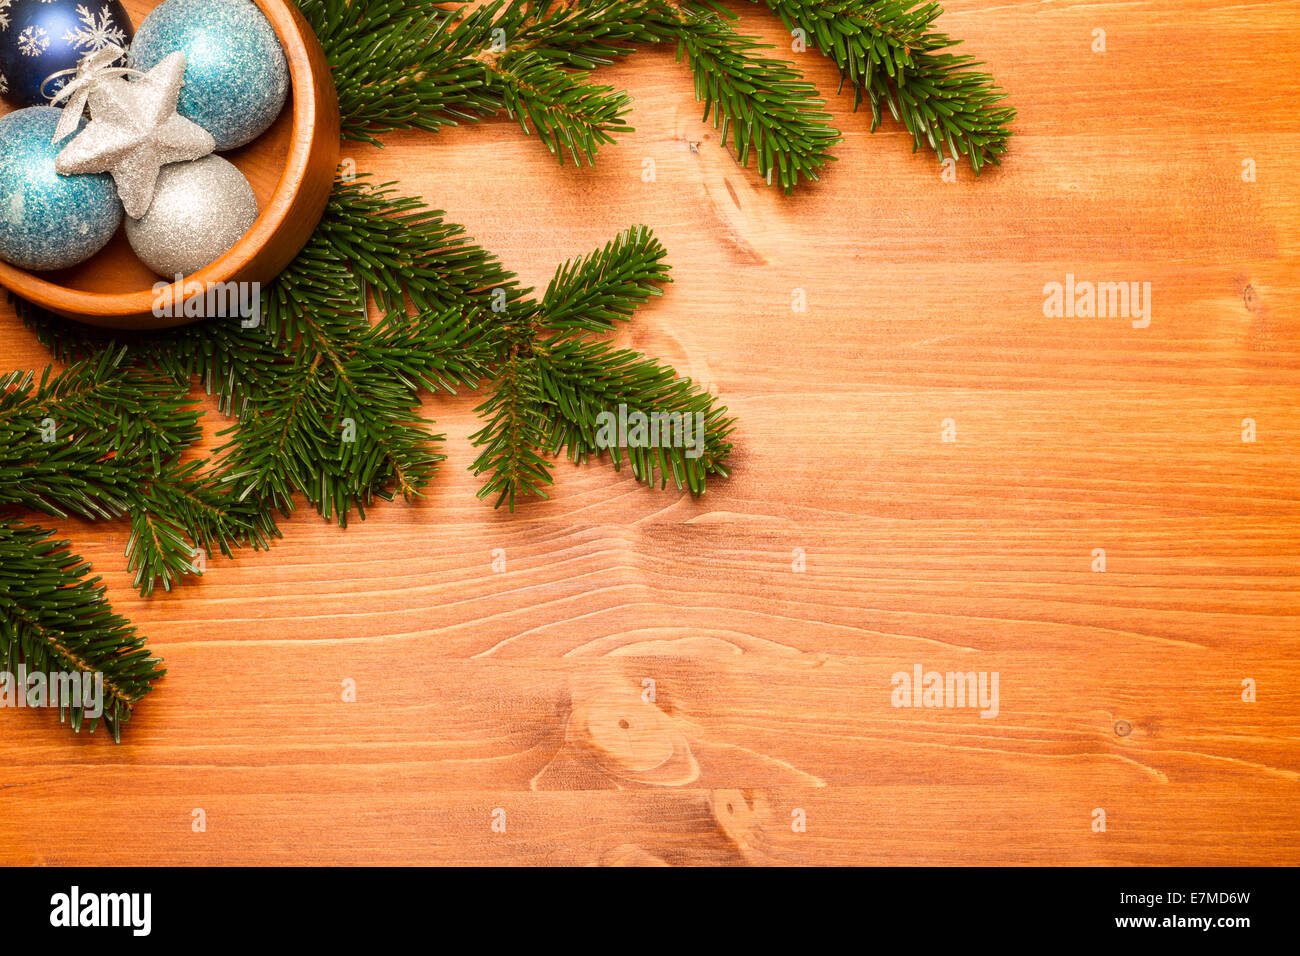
[125,154,257,277]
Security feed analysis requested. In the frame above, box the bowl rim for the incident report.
[0,0,317,320]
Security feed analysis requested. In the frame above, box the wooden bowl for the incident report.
[0,0,340,330]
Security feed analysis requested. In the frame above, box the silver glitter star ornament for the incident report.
[53,46,215,218]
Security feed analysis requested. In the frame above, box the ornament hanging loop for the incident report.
[46,45,147,144]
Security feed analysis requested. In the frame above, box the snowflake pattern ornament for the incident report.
[63,2,127,53]
[17,24,46,55]
[0,0,132,107]
[54,47,215,218]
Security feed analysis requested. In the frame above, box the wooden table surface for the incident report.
[2,0,1298,866]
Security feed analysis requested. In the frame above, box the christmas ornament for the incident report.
[0,0,133,108]
[0,106,122,271]
[129,0,289,151]
[52,45,216,218]
[125,153,257,277]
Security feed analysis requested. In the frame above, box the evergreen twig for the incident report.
[0,521,165,740]
[471,223,734,507]
[753,0,1014,171]
[303,0,844,191]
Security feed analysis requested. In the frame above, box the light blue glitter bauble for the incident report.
[128,0,289,151]
[0,107,123,272]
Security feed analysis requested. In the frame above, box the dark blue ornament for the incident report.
[0,0,134,108]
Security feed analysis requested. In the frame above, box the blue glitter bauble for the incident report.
[0,0,134,107]
[129,0,288,151]
[0,107,123,271]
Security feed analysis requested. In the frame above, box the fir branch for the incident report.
[297,1,838,189]
[509,0,659,66]
[509,0,842,190]
[0,349,199,521]
[468,223,734,505]
[540,223,671,331]
[125,461,269,596]
[13,294,285,419]
[661,3,841,191]
[488,50,634,165]
[470,350,555,510]
[325,336,448,508]
[214,296,441,526]
[205,323,448,531]
[126,506,201,596]
[753,0,1014,170]
[314,178,523,324]
[14,207,734,520]
[214,351,326,517]
[294,0,1009,181]
[298,0,499,143]
[300,0,634,162]
[0,344,273,597]
[150,319,286,419]
[535,336,734,492]
[0,520,164,738]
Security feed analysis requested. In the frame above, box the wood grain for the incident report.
[1,0,1298,865]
